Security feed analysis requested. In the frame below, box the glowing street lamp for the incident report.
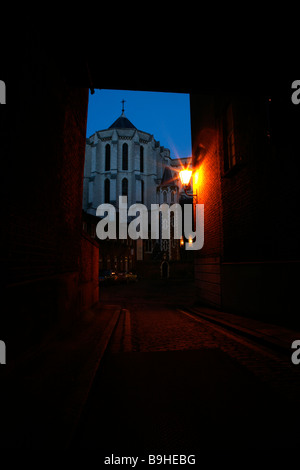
[179,168,193,186]
[179,167,197,199]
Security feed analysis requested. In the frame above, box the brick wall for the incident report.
[218,95,273,261]
[218,94,300,323]
[3,31,96,355]
[79,233,99,312]
[218,93,300,263]
[190,95,222,307]
[190,91,300,323]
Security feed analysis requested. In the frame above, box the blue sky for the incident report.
[86,89,192,159]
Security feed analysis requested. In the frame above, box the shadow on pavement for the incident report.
[72,348,299,450]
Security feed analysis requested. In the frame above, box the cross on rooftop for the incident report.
[121,99,126,114]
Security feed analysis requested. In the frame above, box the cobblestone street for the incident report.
[72,279,300,451]
[129,303,300,404]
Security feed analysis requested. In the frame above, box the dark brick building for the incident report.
[190,88,300,326]
[3,31,99,356]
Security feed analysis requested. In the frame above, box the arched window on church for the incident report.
[104,178,110,203]
[122,177,128,197]
[122,143,128,170]
[105,144,110,171]
[163,190,167,204]
[171,190,176,203]
[140,146,144,173]
[141,179,144,204]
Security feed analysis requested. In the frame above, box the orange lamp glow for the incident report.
[179,168,193,186]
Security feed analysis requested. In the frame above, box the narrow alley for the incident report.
[70,280,300,452]
[3,27,300,459]
[1,279,300,452]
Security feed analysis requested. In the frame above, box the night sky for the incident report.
[86,89,192,160]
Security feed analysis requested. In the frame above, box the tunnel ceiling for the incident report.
[40,29,290,98]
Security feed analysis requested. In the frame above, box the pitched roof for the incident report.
[160,167,175,186]
[108,112,136,129]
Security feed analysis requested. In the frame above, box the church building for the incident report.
[82,104,191,270]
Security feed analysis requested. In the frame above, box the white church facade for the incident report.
[82,107,191,267]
